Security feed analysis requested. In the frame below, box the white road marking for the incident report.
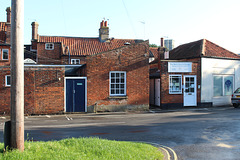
[26,121,126,129]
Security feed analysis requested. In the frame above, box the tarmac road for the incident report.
[1,106,240,160]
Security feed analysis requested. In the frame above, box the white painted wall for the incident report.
[201,58,240,106]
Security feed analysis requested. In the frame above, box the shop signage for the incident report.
[168,62,192,72]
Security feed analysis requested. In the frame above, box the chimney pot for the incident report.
[100,20,104,28]
[104,21,108,27]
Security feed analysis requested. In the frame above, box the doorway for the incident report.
[184,75,197,106]
[65,77,87,112]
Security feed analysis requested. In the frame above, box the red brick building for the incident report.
[86,41,149,112]
[0,6,149,115]
[150,39,240,109]
[30,20,150,113]
[0,8,65,115]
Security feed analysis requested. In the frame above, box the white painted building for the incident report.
[201,57,240,106]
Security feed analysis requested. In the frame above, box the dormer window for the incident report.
[45,43,54,50]
[71,59,80,64]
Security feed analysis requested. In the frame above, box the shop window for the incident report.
[213,75,233,96]
[110,71,126,96]
[169,75,182,94]
[45,43,54,50]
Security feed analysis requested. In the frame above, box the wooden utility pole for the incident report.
[10,0,24,151]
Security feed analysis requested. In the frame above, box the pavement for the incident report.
[1,106,240,160]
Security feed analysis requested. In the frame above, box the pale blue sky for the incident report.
[1,0,240,53]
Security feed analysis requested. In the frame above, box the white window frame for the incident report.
[213,75,234,97]
[5,75,10,87]
[109,71,126,96]
[71,59,80,64]
[2,49,9,60]
[169,75,182,94]
[45,43,54,50]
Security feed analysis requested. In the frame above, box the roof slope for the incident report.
[149,47,158,58]
[39,36,142,56]
[169,39,240,60]
[0,22,7,44]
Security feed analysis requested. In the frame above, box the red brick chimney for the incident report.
[160,37,164,47]
[99,20,109,42]
[6,7,11,23]
[31,22,39,41]
[5,7,11,44]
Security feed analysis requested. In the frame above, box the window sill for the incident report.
[169,93,182,94]
[108,96,128,99]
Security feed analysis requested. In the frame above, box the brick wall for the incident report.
[37,42,62,64]
[0,66,65,115]
[160,58,201,108]
[61,56,87,65]
[86,41,149,112]
[0,67,11,114]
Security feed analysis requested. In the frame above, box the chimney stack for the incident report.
[99,20,109,42]
[5,7,11,44]
[160,37,164,47]
[6,7,11,23]
[31,22,39,41]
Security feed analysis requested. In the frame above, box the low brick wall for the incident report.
[0,66,65,115]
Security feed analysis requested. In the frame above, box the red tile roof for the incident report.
[169,39,240,60]
[39,36,141,56]
[0,22,7,44]
[0,31,6,44]
[0,22,7,31]
[149,47,158,58]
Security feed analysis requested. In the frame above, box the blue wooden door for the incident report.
[66,79,86,112]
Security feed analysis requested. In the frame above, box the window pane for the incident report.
[213,76,223,96]
[7,76,10,86]
[116,84,119,89]
[120,89,124,94]
[111,89,115,94]
[116,73,119,77]
[116,89,119,94]
[3,50,8,60]
[116,78,120,83]
[120,84,124,89]
[111,73,115,78]
[190,88,194,92]
[111,84,115,89]
[190,77,194,82]
[120,73,124,78]
[224,76,233,96]
[169,75,181,93]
